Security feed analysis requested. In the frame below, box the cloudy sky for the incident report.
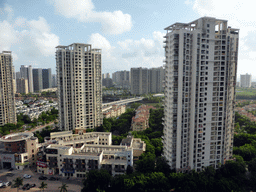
[0,0,255,80]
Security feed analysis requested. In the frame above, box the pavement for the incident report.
[0,167,83,192]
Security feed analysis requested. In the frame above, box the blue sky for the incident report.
[0,0,255,80]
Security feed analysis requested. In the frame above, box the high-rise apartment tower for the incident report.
[163,17,239,172]
[0,51,16,126]
[56,43,103,131]
[20,65,34,93]
[33,68,43,92]
[240,73,251,88]
[42,68,52,89]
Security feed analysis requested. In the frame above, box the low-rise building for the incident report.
[120,134,146,161]
[0,132,39,170]
[131,105,155,131]
[36,131,136,177]
[103,105,126,119]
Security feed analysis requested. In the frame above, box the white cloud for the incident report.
[0,5,59,71]
[0,20,18,52]
[49,0,132,34]
[88,32,165,73]
[188,0,256,78]
[0,14,59,57]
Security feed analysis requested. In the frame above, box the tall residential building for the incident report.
[0,51,16,126]
[102,78,113,88]
[148,67,165,93]
[16,78,29,94]
[102,73,110,79]
[130,67,164,94]
[240,73,251,88]
[33,68,43,92]
[112,70,130,89]
[163,17,239,172]
[51,74,57,87]
[131,67,148,95]
[20,65,33,93]
[56,43,103,131]
[42,68,52,89]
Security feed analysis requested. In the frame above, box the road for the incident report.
[102,97,144,107]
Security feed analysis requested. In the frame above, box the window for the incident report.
[207,24,210,27]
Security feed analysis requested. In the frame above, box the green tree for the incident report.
[39,181,47,192]
[13,177,23,192]
[82,169,111,192]
[59,183,68,192]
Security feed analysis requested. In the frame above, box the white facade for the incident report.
[163,17,239,172]
[240,73,251,88]
[56,43,103,131]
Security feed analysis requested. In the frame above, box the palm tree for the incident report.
[13,177,23,192]
[59,183,68,192]
[39,181,47,192]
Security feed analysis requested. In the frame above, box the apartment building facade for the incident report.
[16,78,29,94]
[56,43,103,131]
[112,70,130,89]
[240,73,251,88]
[130,67,164,95]
[0,51,16,126]
[42,68,52,89]
[33,68,43,92]
[163,17,239,172]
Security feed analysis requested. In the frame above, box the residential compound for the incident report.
[130,67,164,95]
[131,105,155,131]
[240,73,251,88]
[0,51,16,126]
[163,17,239,172]
[36,131,145,177]
[0,132,38,170]
[56,43,103,131]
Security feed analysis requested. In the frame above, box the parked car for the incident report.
[6,173,14,177]
[30,184,36,188]
[8,168,14,171]
[39,176,48,180]
[0,182,4,188]
[23,174,32,179]
[49,177,57,181]
[4,181,12,187]
[22,183,30,190]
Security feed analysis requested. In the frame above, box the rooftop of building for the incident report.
[71,151,101,157]
[0,132,34,142]
[46,144,72,150]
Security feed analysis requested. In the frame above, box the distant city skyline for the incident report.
[0,0,255,78]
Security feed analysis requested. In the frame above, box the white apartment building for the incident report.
[0,51,16,126]
[163,17,239,172]
[56,43,103,131]
[36,131,144,177]
[240,73,251,88]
